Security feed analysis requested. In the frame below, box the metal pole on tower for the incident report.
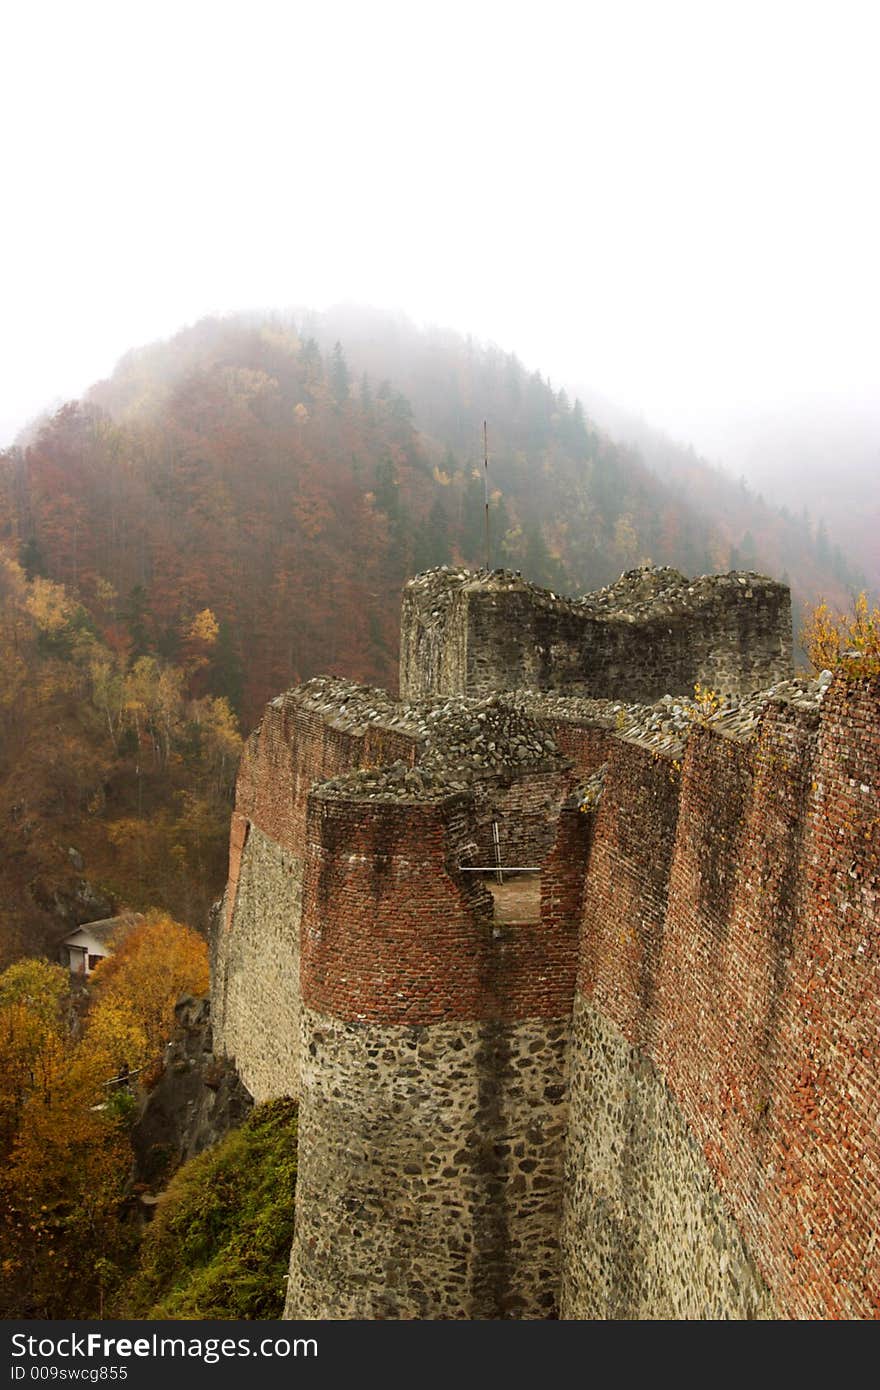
[483,419,490,570]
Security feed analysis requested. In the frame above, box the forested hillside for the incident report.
[0,550,238,964]
[0,309,861,958]
[3,312,860,729]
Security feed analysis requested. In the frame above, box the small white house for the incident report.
[60,912,144,976]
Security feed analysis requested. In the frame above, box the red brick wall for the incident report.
[236,699,420,853]
[221,664,879,1317]
[578,672,880,1318]
[578,737,682,1048]
[549,723,615,777]
[300,791,579,1024]
[221,698,420,948]
[542,805,594,939]
[792,673,880,1317]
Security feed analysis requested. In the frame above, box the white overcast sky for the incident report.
[2,0,879,463]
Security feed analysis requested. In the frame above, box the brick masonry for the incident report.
[569,669,879,1318]
[212,565,878,1321]
[299,789,579,1026]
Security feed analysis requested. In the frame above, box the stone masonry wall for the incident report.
[214,613,877,1321]
[213,685,421,1091]
[285,1008,570,1319]
[400,567,792,703]
[285,784,583,1318]
[464,580,791,701]
[467,768,573,868]
[212,824,302,1103]
[565,670,880,1319]
[398,571,470,700]
[561,997,773,1317]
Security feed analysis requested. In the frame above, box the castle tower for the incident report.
[213,566,880,1320]
[282,704,580,1318]
[400,566,793,703]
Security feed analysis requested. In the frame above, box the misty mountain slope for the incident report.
[701,405,880,597]
[570,385,872,604]
[0,311,852,733]
[299,306,865,618]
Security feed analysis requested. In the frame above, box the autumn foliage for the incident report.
[88,912,209,1068]
[802,591,880,676]
[1,313,869,959]
[0,918,208,1317]
[0,547,240,964]
[2,313,864,735]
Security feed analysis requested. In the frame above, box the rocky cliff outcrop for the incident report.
[132,995,252,1188]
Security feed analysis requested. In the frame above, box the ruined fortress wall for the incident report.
[213,622,877,1321]
[285,788,580,1318]
[562,998,775,1318]
[399,578,469,700]
[400,570,792,703]
[654,677,880,1319]
[286,1009,570,1319]
[463,585,791,702]
[541,804,594,940]
[212,823,303,1105]
[233,696,419,854]
[575,736,683,1046]
[545,722,615,778]
[563,672,880,1319]
[298,791,578,1025]
[468,768,573,868]
[213,694,420,1100]
[791,674,880,1317]
[561,730,775,1317]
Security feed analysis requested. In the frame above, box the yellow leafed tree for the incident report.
[82,999,150,1084]
[89,911,209,1057]
[802,592,880,674]
[0,961,70,1154]
[1,1031,131,1317]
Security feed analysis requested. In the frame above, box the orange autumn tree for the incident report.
[802,591,880,675]
[2,1032,132,1317]
[0,960,70,1155]
[0,919,209,1317]
[0,957,130,1317]
[87,912,209,1069]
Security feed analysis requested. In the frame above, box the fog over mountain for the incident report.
[2,3,877,588]
[572,386,880,600]
[695,403,880,595]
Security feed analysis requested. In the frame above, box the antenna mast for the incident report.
[483,419,491,570]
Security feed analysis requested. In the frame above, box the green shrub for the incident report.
[121,1098,297,1319]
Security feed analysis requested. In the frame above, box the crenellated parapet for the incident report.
[400,565,792,702]
[212,559,879,1320]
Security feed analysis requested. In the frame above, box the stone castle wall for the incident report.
[284,785,581,1318]
[561,997,774,1318]
[212,561,878,1321]
[213,684,421,1100]
[400,566,792,703]
[563,670,880,1319]
[286,1009,570,1318]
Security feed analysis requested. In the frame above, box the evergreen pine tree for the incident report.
[330,342,350,404]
